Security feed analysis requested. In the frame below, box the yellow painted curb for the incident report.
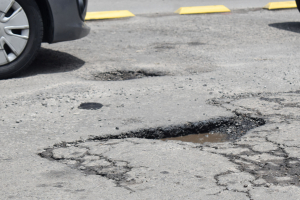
[263,1,297,10]
[85,10,135,20]
[175,5,231,15]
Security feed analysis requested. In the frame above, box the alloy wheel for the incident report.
[0,0,29,66]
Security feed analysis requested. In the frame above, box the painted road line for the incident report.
[264,1,297,10]
[85,10,135,20]
[175,5,231,15]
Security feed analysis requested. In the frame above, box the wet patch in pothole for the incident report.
[78,103,103,110]
[92,70,166,81]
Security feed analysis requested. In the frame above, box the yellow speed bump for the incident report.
[263,1,297,10]
[175,5,231,15]
[85,10,135,20]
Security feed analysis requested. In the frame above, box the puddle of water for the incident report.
[161,133,228,144]
[78,103,103,110]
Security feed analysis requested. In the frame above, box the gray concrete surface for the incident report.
[88,0,287,14]
[1,5,300,200]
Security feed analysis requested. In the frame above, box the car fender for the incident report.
[46,0,90,43]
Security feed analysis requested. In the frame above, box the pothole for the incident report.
[39,114,265,186]
[39,115,265,151]
[161,132,227,144]
[160,114,264,144]
[87,114,265,142]
[92,70,166,81]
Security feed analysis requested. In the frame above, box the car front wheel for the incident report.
[296,0,300,12]
[0,0,43,79]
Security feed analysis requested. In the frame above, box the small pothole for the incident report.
[78,103,103,110]
[92,70,166,81]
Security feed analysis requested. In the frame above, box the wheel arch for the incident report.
[34,0,54,43]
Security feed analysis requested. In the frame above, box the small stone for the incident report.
[116,127,119,130]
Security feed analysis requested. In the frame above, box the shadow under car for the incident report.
[19,48,85,78]
[269,22,300,34]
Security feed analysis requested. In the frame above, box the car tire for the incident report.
[296,0,300,12]
[0,0,43,79]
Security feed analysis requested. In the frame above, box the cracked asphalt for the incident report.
[1,6,300,200]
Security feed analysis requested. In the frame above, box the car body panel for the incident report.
[46,0,90,43]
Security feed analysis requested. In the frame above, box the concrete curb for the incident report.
[264,1,297,10]
[85,10,135,21]
[175,5,231,15]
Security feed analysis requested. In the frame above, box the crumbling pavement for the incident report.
[39,91,300,199]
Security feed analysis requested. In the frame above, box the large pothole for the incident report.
[86,115,265,142]
[39,115,265,185]
[92,70,166,81]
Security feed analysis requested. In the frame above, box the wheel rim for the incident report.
[0,0,29,66]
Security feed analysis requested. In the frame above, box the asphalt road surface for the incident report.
[2,3,300,200]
